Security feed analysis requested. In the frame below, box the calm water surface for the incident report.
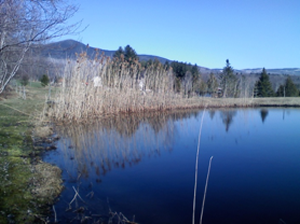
[44,108,300,224]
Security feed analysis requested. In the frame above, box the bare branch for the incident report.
[0,0,81,94]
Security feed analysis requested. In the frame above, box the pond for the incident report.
[43,108,300,224]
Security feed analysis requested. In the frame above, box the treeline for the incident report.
[254,68,299,97]
[16,44,300,98]
[112,45,207,97]
[113,46,300,98]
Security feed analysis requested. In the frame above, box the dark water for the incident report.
[44,108,300,224]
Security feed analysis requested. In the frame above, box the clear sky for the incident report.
[61,0,300,70]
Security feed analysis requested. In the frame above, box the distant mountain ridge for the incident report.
[33,39,300,76]
[34,39,170,64]
[240,68,300,76]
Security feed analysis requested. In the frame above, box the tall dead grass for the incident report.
[49,53,300,122]
[51,53,192,122]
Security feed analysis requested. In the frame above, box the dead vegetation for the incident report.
[30,161,63,203]
[47,53,300,123]
[49,53,180,121]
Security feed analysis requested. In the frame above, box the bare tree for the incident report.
[182,70,193,97]
[207,72,218,97]
[0,0,80,94]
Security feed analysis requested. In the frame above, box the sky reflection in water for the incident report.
[44,108,300,224]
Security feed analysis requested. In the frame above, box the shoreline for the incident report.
[50,97,300,123]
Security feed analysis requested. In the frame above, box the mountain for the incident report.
[33,39,300,76]
[241,68,300,76]
[32,39,115,59]
[33,39,170,64]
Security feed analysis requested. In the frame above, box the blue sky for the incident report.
[62,0,300,69]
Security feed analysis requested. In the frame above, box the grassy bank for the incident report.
[185,97,300,108]
[0,82,62,223]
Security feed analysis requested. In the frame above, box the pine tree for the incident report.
[124,45,138,62]
[285,76,298,97]
[276,84,285,97]
[207,72,218,96]
[276,76,299,97]
[40,74,49,87]
[191,64,200,94]
[164,61,170,70]
[220,59,239,97]
[191,64,199,77]
[254,68,274,97]
[113,47,124,60]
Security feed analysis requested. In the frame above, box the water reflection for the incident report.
[44,108,300,224]
[260,109,269,123]
[220,109,237,132]
[208,109,216,120]
[55,110,201,179]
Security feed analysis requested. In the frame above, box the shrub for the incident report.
[40,74,50,87]
[20,74,30,86]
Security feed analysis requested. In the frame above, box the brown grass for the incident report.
[48,54,300,123]
[30,161,63,202]
[50,54,183,121]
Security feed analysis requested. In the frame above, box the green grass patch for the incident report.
[0,82,61,223]
[0,156,36,223]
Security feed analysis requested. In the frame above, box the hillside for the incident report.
[32,39,170,64]
[32,39,300,77]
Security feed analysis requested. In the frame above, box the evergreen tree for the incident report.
[170,61,199,79]
[276,76,299,97]
[170,62,202,96]
[164,61,170,70]
[254,68,274,97]
[20,74,30,86]
[113,47,124,60]
[40,74,49,87]
[191,64,201,94]
[170,61,188,78]
[276,84,285,97]
[112,45,140,79]
[191,64,199,77]
[124,45,138,62]
[220,59,239,97]
[285,76,298,97]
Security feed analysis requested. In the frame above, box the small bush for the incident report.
[20,74,30,86]
[40,74,50,87]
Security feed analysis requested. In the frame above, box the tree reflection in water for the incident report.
[208,109,216,120]
[220,109,237,132]
[260,109,269,123]
[55,110,201,180]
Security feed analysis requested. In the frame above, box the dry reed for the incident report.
[192,109,214,224]
[199,156,213,224]
[50,53,189,122]
[48,53,300,123]
[192,109,205,224]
